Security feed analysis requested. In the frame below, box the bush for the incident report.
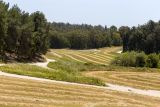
[112,51,160,68]
[146,53,159,68]
[112,51,136,67]
[135,52,146,67]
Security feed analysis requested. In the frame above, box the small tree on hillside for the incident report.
[146,53,159,68]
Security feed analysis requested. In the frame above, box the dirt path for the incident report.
[107,83,160,97]
[30,58,55,69]
[0,71,109,90]
[0,70,160,98]
[0,64,5,66]
[84,71,160,98]
[117,50,122,53]
[1,56,160,98]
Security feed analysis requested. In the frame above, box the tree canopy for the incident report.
[120,20,160,54]
[0,0,123,62]
[49,23,122,49]
[0,1,49,61]
[2,0,160,62]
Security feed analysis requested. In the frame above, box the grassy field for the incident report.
[84,67,160,90]
[0,63,105,86]
[46,47,160,90]
[0,47,121,86]
[2,46,160,90]
[1,47,160,106]
[46,47,120,65]
[0,75,160,107]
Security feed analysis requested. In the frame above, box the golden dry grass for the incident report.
[47,47,160,90]
[84,67,160,90]
[0,75,160,107]
[46,47,121,65]
[1,47,160,107]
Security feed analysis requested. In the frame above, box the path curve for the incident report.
[84,71,160,98]
[0,71,160,98]
[107,83,160,97]
[117,50,122,54]
[30,58,55,69]
[1,57,160,98]
[0,71,108,90]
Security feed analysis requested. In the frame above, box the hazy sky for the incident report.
[4,0,160,27]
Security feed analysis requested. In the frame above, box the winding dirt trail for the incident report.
[84,71,160,98]
[1,56,160,98]
[0,71,109,90]
[106,83,160,97]
[30,58,55,69]
[117,50,122,53]
[0,70,160,98]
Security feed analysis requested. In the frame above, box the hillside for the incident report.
[0,47,160,107]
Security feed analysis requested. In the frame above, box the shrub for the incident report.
[146,53,159,68]
[112,51,136,67]
[135,52,146,67]
[112,51,160,68]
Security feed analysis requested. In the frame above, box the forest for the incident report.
[0,1,122,61]
[49,22,122,49]
[120,20,160,54]
[1,0,160,62]
[0,1,49,61]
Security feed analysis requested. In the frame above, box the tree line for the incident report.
[119,20,160,54]
[2,0,160,62]
[49,22,122,49]
[0,0,123,61]
[0,1,49,61]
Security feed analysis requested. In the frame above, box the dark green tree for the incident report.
[0,1,9,61]
[6,5,21,53]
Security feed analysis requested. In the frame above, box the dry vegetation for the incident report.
[0,75,160,107]
[1,47,160,107]
[84,67,160,90]
[46,47,121,65]
[47,47,160,90]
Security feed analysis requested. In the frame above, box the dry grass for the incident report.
[46,47,121,65]
[47,47,160,90]
[1,47,160,106]
[0,75,160,107]
[84,67,160,90]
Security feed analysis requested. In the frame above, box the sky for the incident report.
[4,0,160,27]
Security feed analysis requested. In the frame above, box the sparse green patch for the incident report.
[48,57,109,72]
[0,63,105,86]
